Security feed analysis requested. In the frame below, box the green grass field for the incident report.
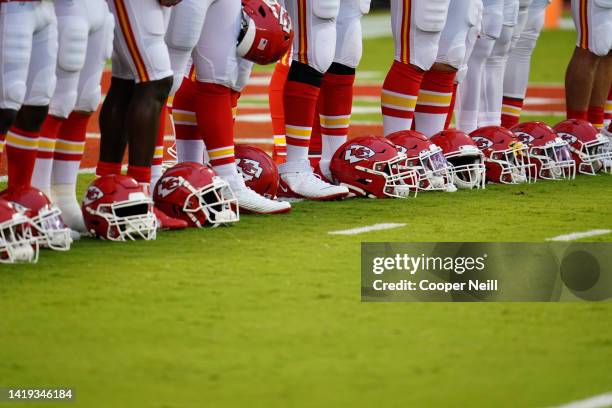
[1,22,612,408]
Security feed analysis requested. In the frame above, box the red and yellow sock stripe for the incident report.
[208,145,235,166]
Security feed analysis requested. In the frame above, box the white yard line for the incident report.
[328,223,406,236]
[546,229,612,242]
[552,392,612,408]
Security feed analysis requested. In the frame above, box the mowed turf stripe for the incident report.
[553,392,612,408]
[546,229,612,241]
[328,223,406,235]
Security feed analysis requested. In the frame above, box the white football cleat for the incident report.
[226,175,291,214]
[51,184,87,233]
[278,160,349,201]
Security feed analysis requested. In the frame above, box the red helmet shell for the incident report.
[330,135,417,198]
[469,126,532,184]
[235,144,279,199]
[0,197,38,264]
[553,119,611,175]
[82,174,156,240]
[154,162,238,228]
[431,129,486,189]
[238,0,293,65]
[0,186,71,250]
[512,121,575,180]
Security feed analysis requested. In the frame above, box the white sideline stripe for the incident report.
[552,392,612,408]
[0,167,99,183]
[546,229,612,242]
[328,223,406,236]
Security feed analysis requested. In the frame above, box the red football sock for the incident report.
[317,72,355,168]
[173,78,198,142]
[414,70,456,136]
[96,161,122,177]
[37,115,63,160]
[567,109,587,121]
[587,105,604,129]
[381,60,424,136]
[501,97,524,129]
[284,80,320,163]
[194,81,235,170]
[5,126,39,190]
[52,112,91,185]
[309,100,322,166]
[270,60,290,162]
[127,164,151,185]
[445,82,458,129]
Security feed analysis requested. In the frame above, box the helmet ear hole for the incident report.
[258,5,266,17]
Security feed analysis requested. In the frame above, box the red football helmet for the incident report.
[82,175,157,241]
[0,197,38,264]
[469,126,534,184]
[235,144,279,199]
[511,121,576,180]
[430,130,486,189]
[553,119,612,175]
[154,162,238,228]
[387,130,456,192]
[0,187,71,251]
[237,0,293,65]
[330,135,419,198]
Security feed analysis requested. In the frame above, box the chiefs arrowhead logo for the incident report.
[556,132,577,145]
[514,131,534,145]
[344,145,375,164]
[471,136,494,150]
[156,176,181,198]
[83,186,104,206]
[236,158,263,182]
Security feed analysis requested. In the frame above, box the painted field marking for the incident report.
[328,223,406,236]
[546,229,612,242]
[552,392,612,408]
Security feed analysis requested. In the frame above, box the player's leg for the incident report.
[173,67,205,164]
[50,1,114,232]
[479,0,518,127]
[32,0,93,197]
[6,2,58,191]
[270,50,292,163]
[278,0,348,200]
[0,3,36,166]
[382,0,450,136]
[565,0,612,120]
[193,0,290,213]
[100,0,173,185]
[456,0,503,133]
[316,0,369,179]
[587,56,612,129]
[414,0,480,136]
[501,0,547,128]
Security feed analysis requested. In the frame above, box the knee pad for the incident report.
[50,89,79,118]
[358,0,371,14]
[57,17,89,73]
[308,18,337,73]
[503,0,519,25]
[490,24,514,58]
[481,4,504,39]
[334,14,363,68]
[141,10,172,79]
[165,1,207,51]
[313,0,341,19]
[102,14,115,61]
[0,80,27,111]
[414,0,450,32]
[75,77,103,113]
